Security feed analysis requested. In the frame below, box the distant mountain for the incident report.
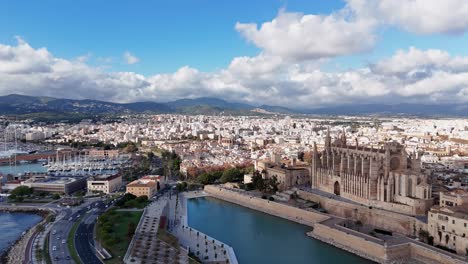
[302,103,468,117]
[169,97,253,110]
[0,94,466,121]
[0,94,291,120]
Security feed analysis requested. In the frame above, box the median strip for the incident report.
[67,216,84,264]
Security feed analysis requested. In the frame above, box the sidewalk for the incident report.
[168,191,238,264]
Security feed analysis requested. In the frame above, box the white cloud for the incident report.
[349,0,468,34]
[1,39,468,108]
[235,8,377,60]
[123,51,140,64]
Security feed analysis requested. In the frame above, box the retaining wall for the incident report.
[296,190,426,236]
[204,185,329,227]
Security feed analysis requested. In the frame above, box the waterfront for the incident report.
[0,212,42,254]
[187,196,374,264]
[0,163,47,175]
[0,162,117,176]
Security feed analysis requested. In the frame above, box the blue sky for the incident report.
[0,0,468,107]
[2,0,467,74]
[0,0,355,74]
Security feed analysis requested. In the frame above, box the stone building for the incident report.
[440,190,468,207]
[126,179,157,198]
[256,154,310,191]
[428,205,468,255]
[310,129,433,215]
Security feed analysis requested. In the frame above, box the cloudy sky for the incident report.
[1,0,468,108]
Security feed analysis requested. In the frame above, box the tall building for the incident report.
[310,128,433,215]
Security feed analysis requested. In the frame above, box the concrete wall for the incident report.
[296,190,426,236]
[204,185,329,227]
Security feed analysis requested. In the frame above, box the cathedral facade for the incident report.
[311,129,433,216]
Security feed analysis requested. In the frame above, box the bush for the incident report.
[261,195,267,199]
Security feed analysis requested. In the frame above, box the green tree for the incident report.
[266,176,279,194]
[127,222,136,237]
[10,186,33,197]
[251,171,266,191]
[220,168,242,183]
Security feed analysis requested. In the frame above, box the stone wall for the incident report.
[296,190,426,236]
[409,243,467,264]
[311,223,467,264]
[309,223,386,263]
[205,186,467,264]
[204,185,329,227]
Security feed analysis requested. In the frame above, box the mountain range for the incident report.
[0,94,466,121]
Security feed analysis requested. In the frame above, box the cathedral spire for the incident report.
[341,127,347,146]
[325,127,331,150]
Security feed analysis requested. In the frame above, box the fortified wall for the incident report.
[204,185,329,227]
[310,222,466,264]
[296,189,427,236]
[205,185,467,264]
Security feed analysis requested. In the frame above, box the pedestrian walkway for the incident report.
[124,194,188,264]
[168,191,238,264]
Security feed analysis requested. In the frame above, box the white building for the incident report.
[87,174,122,194]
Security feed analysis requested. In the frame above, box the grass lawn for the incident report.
[44,233,52,264]
[67,217,83,264]
[97,210,143,264]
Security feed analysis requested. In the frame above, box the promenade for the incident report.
[124,193,188,264]
[168,191,238,264]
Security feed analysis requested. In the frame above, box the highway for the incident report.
[74,201,107,264]
[48,198,104,264]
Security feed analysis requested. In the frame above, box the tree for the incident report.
[266,176,279,194]
[220,168,242,183]
[127,222,136,237]
[251,171,266,191]
[124,142,138,153]
[36,224,45,233]
[52,193,61,200]
[135,195,148,203]
[9,186,33,201]
[10,186,33,197]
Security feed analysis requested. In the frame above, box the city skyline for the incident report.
[1,1,468,108]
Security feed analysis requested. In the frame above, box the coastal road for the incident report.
[74,202,106,264]
[48,199,102,264]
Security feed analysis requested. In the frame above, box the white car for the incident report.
[52,246,57,251]
[62,239,66,244]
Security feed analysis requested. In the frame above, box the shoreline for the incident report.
[204,185,467,264]
[0,206,53,264]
